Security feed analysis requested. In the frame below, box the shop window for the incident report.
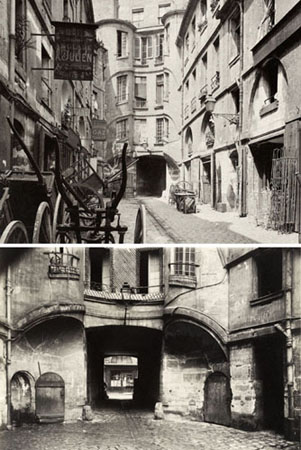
[254,249,282,299]
[117,30,128,58]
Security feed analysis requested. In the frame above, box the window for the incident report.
[117,30,128,58]
[231,87,240,115]
[134,118,147,144]
[15,0,26,64]
[211,38,220,91]
[156,34,164,62]
[48,249,80,280]
[262,59,278,104]
[164,72,170,100]
[134,37,140,59]
[147,36,153,58]
[158,3,171,24]
[141,37,148,64]
[116,118,128,140]
[132,8,144,27]
[174,248,196,277]
[191,16,196,49]
[156,117,169,144]
[135,36,153,62]
[252,145,273,189]
[165,25,170,55]
[230,8,240,58]
[156,74,164,105]
[255,249,282,298]
[200,0,207,17]
[41,45,52,108]
[89,248,110,291]
[116,75,127,103]
[135,76,147,108]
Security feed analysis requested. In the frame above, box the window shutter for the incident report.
[134,37,140,59]
[147,36,153,58]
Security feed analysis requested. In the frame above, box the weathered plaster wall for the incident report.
[10,318,86,421]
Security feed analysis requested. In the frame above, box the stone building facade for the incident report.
[93,0,188,197]
[176,0,300,234]
[0,0,100,175]
[0,246,300,441]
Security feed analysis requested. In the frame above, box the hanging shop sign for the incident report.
[92,119,107,141]
[52,21,97,80]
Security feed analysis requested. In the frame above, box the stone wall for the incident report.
[10,317,86,422]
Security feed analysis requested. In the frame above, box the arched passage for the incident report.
[162,316,229,419]
[11,371,35,425]
[86,325,162,409]
[136,155,166,196]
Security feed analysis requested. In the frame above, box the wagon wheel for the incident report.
[134,204,146,243]
[0,220,29,243]
[32,202,53,243]
[52,194,77,243]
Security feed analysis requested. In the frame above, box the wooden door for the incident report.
[204,372,231,426]
[36,372,65,423]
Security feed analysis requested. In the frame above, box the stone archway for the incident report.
[11,371,35,425]
[204,372,231,426]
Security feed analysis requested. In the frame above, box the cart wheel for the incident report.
[0,220,29,243]
[32,202,53,243]
[134,204,146,243]
[52,194,77,243]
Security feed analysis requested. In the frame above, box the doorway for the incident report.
[136,156,166,196]
[204,372,231,426]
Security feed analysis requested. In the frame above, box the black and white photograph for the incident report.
[0,0,300,449]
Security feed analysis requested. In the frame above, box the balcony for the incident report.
[259,97,279,117]
[191,97,197,113]
[184,104,189,119]
[211,71,220,92]
[84,281,164,303]
[48,252,80,280]
[199,84,208,101]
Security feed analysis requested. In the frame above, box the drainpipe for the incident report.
[236,0,245,217]
[275,249,294,437]
[285,249,294,425]
[5,265,12,429]
[9,0,16,165]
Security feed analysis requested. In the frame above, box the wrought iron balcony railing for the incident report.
[199,84,208,100]
[48,252,80,280]
[84,281,164,302]
[184,104,189,119]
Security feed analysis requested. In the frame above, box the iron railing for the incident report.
[48,252,80,279]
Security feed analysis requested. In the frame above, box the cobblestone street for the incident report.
[118,197,299,244]
[0,404,299,450]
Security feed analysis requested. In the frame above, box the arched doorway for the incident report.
[137,155,166,196]
[11,371,35,425]
[204,372,231,426]
[36,372,65,423]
